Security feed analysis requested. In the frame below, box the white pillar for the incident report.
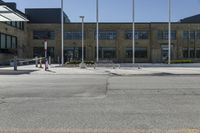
[96,0,99,62]
[61,0,64,65]
[168,0,171,64]
[132,0,135,64]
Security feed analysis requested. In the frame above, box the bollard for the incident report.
[35,56,38,67]
[113,64,115,69]
[94,64,96,69]
[13,56,17,71]
[48,56,51,65]
[45,58,48,71]
[138,65,141,69]
[39,58,43,68]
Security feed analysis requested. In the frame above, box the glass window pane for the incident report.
[33,31,55,40]
[6,35,11,49]
[158,31,176,40]
[64,32,83,40]
[95,31,117,40]
[12,36,17,49]
[1,34,6,49]
[126,48,147,58]
[125,31,148,40]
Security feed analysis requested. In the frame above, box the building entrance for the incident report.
[161,45,173,62]
[64,47,83,62]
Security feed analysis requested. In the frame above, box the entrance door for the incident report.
[64,48,74,62]
[64,47,83,62]
[161,45,173,62]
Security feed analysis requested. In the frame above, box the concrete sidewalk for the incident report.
[119,63,200,67]
[105,67,200,76]
[1,64,200,75]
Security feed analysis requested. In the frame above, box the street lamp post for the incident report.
[79,16,86,68]
[96,0,99,62]
[132,0,135,64]
[168,0,171,64]
[61,0,64,66]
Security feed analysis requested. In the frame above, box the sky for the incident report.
[3,0,200,22]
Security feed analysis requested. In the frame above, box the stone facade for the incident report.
[1,22,200,64]
[27,23,200,63]
[0,22,27,64]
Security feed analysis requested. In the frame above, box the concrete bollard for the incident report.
[48,56,51,65]
[45,58,48,71]
[94,64,96,69]
[113,64,115,69]
[39,58,43,68]
[35,56,38,67]
[138,65,141,69]
[14,56,17,71]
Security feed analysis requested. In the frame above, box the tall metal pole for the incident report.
[132,0,135,64]
[80,16,85,63]
[61,0,64,65]
[44,40,48,70]
[96,0,99,62]
[168,0,171,64]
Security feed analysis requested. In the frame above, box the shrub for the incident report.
[66,61,80,65]
[65,61,95,65]
[170,60,193,64]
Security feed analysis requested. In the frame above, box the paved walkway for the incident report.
[0,64,200,75]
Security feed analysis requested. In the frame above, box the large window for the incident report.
[0,33,17,54]
[12,36,17,49]
[95,31,117,40]
[158,31,176,40]
[64,47,85,62]
[183,48,194,58]
[0,34,6,49]
[3,22,24,30]
[95,47,116,59]
[196,48,200,58]
[6,36,12,49]
[125,31,148,40]
[183,31,195,40]
[33,31,55,40]
[183,48,200,58]
[183,31,200,40]
[33,47,54,58]
[64,32,83,40]
[126,48,148,58]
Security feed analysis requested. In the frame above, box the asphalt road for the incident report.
[0,74,200,132]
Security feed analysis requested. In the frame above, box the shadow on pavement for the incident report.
[0,70,37,75]
[46,70,56,73]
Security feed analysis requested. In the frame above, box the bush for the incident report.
[65,61,95,65]
[170,60,193,64]
[84,61,95,64]
[66,61,81,65]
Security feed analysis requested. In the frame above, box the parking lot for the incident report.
[0,65,200,132]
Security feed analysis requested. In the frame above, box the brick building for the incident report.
[1,0,200,64]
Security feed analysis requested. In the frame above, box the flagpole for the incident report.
[168,0,171,64]
[132,0,135,64]
[96,0,99,62]
[61,0,64,65]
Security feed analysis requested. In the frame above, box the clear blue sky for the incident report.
[3,0,200,22]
